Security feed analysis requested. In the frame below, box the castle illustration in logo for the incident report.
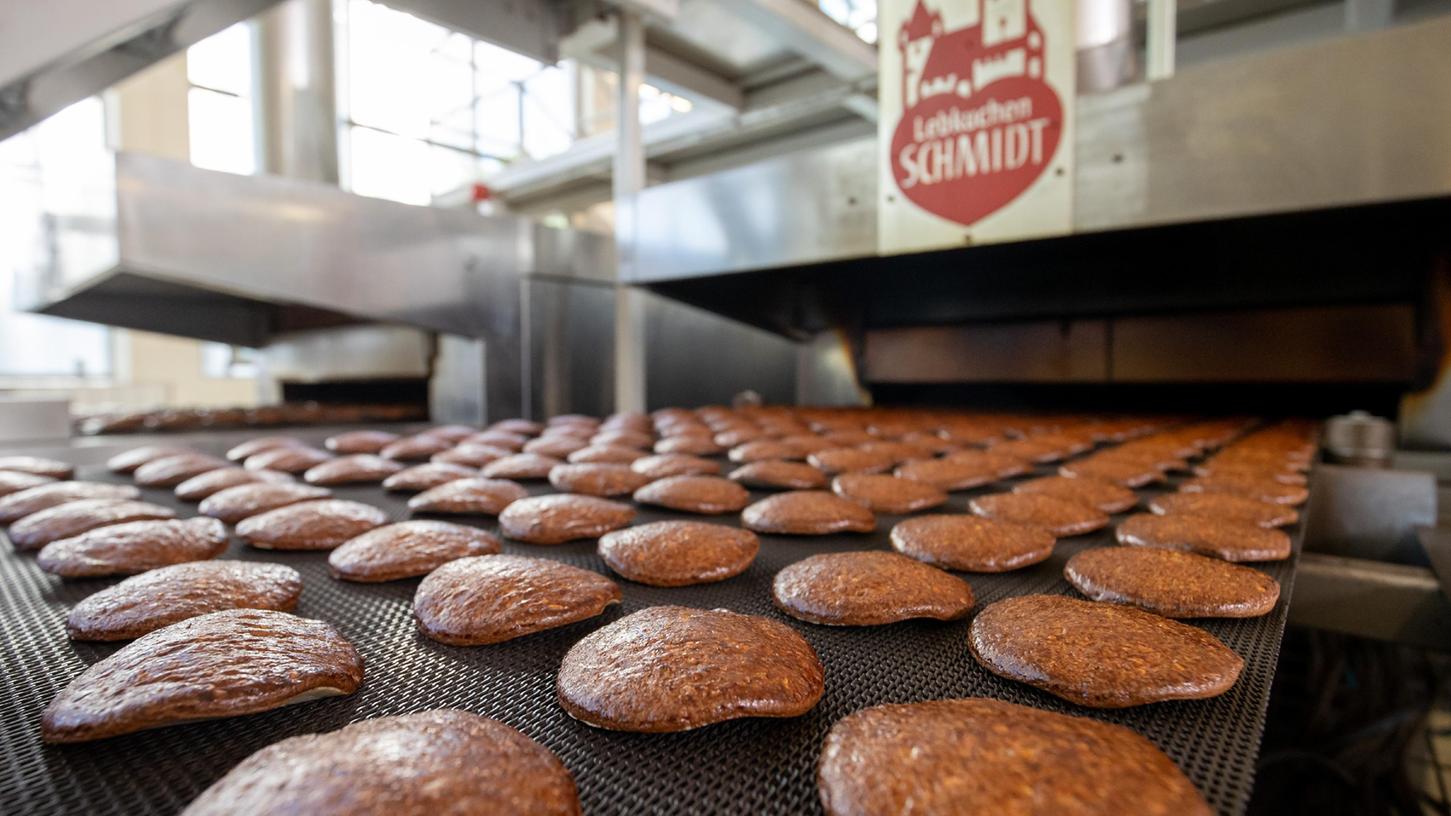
[898,0,1046,110]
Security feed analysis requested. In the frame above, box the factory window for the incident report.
[187,22,258,175]
[820,0,879,44]
[0,99,113,379]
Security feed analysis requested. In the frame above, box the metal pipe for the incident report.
[253,0,338,183]
[613,9,647,413]
[1146,0,1177,81]
[1077,0,1136,92]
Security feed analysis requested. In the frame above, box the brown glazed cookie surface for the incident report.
[556,605,824,732]
[1179,475,1310,506]
[37,517,230,578]
[413,555,620,645]
[0,455,74,480]
[548,463,652,497]
[890,514,1056,573]
[772,550,973,626]
[728,439,805,463]
[806,447,898,475]
[303,454,405,485]
[630,453,720,479]
[236,499,390,551]
[0,481,140,524]
[323,429,400,454]
[181,710,581,816]
[830,473,947,514]
[329,520,501,582]
[1013,474,1138,514]
[893,457,997,491]
[1059,458,1163,488]
[199,482,333,524]
[654,435,724,456]
[380,435,453,462]
[598,521,759,586]
[175,467,292,501]
[42,609,363,743]
[969,594,1244,708]
[969,492,1111,537]
[0,470,54,497]
[226,436,305,462]
[741,491,875,535]
[1149,492,1299,528]
[432,443,512,468]
[8,499,177,550]
[106,446,192,474]
[567,444,645,465]
[482,452,563,481]
[817,698,1211,816]
[498,494,635,545]
[1065,547,1281,618]
[66,561,302,640]
[133,453,231,487]
[728,460,828,490]
[633,475,750,515]
[243,446,333,474]
[382,462,477,493]
[408,477,528,516]
[1117,513,1293,562]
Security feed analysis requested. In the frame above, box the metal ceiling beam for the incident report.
[560,16,744,111]
[381,0,563,63]
[719,0,876,81]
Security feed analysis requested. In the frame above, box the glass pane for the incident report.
[475,39,543,94]
[187,23,253,94]
[346,0,471,139]
[475,88,522,159]
[346,125,431,205]
[426,145,479,199]
[521,95,572,160]
[188,88,256,175]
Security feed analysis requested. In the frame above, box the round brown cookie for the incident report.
[741,490,875,535]
[37,517,230,578]
[654,435,724,456]
[859,440,935,465]
[413,555,620,645]
[969,492,1111,537]
[592,429,653,449]
[1193,462,1308,485]
[380,435,452,462]
[892,457,997,491]
[106,446,192,474]
[0,481,140,524]
[498,494,635,545]
[134,453,231,487]
[200,482,333,525]
[548,463,652,497]
[1065,547,1280,618]
[830,473,947,514]
[0,470,54,498]
[243,446,333,475]
[175,467,293,501]
[41,609,363,743]
[970,594,1243,708]
[715,427,768,447]
[8,499,177,550]
[941,449,1034,478]
[0,455,74,480]
[432,443,511,468]
[556,605,824,732]
[1179,475,1309,506]
[323,429,400,454]
[408,477,529,516]
[482,452,562,480]
[630,453,720,479]
[1012,474,1138,514]
[567,444,644,465]
[1149,492,1298,528]
[598,521,759,586]
[329,520,500,582]
[382,462,476,493]
[181,709,581,816]
[523,435,588,458]
[987,436,1078,463]
[728,460,828,490]
[226,436,305,462]
[728,439,804,463]
[1117,513,1292,562]
[1059,458,1163,488]
[890,514,1055,572]
[66,561,302,640]
[236,499,390,551]
[472,430,529,450]
[303,454,404,486]
[633,475,750,515]
[772,551,973,626]
[806,447,898,476]
[817,698,1211,816]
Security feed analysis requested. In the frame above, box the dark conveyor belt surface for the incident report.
[0,431,1305,815]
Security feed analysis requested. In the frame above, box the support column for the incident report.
[1146,0,1177,82]
[253,0,338,183]
[612,9,647,414]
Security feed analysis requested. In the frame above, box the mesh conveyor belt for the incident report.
[0,430,1303,815]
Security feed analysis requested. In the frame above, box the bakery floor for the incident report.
[0,424,1301,815]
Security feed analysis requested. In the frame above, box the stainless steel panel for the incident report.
[431,335,488,425]
[1111,305,1418,383]
[1304,464,1438,564]
[796,330,868,407]
[642,290,797,409]
[262,326,431,382]
[526,278,616,420]
[1289,553,1451,651]
[631,138,877,282]
[0,398,71,443]
[863,321,1110,384]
